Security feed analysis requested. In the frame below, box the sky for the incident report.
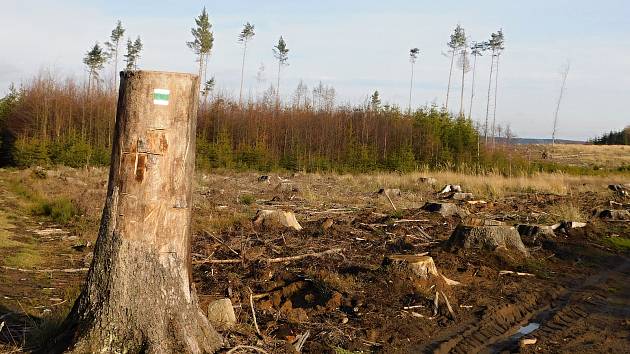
[1,0,629,140]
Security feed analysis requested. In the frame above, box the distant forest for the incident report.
[591,127,630,145]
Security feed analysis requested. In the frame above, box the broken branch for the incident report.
[193,248,344,265]
[0,266,88,273]
[384,191,397,211]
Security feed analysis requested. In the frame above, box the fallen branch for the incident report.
[193,248,344,265]
[384,191,397,211]
[499,270,535,277]
[266,248,343,264]
[1,266,88,273]
[432,290,439,317]
[293,330,310,352]
[403,305,424,310]
[440,291,455,319]
[204,230,239,256]
[226,345,269,354]
[393,219,428,224]
[249,289,262,337]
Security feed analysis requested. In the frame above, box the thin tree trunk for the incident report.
[484,51,495,144]
[113,43,119,91]
[445,51,455,110]
[49,71,222,353]
[552,62,570,146]
[239,41,248,106]
[459,49,466,117]
[491,54,500,147]
[276,60,281,106]
[468,53,478,120]
[198,53,204,93]
[408,62,414,114]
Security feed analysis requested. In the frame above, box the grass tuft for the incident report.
[31,198,78,224]
[239,194,255,205]
[605,237,630,251]
[5,250,42,268]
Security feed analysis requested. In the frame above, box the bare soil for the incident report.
[0,168,629,353]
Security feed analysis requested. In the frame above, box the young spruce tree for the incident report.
[104,20,125,90]
[273,36,289,104]
[83,43,107,93]
[187,7,214,91]
[238,22,255,105]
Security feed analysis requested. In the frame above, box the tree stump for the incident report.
[49,71,222,353]
[446,224,530,257]
[422,202,469,218]
[384,255,439,279]
[254,209,303,230]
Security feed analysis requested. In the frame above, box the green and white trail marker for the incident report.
[153,88,170,106]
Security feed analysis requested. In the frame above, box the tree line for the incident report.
[0,8,529,174]
[591,127,630,145]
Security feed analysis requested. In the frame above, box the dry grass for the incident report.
[332,170,622,199]
[526,143,630,169]
[548,202,586,222]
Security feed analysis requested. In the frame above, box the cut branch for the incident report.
[193,248,344,265]
[1,266,88,273]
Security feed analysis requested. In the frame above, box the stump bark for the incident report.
[49,71,222,353]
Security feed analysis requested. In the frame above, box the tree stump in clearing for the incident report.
[446,224,530,257]
[49,71,222,353]
[254,209,303,230]
[422,202,469,218]
[384,255,439,279]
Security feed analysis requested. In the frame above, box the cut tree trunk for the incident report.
[48,71,223,353]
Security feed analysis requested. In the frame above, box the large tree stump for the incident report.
[446,224,530,257]
[49,71,222,353]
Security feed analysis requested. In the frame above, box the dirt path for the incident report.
[419,254,630,353]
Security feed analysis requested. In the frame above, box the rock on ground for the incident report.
[207,298,237,330]
[446,224,530,257]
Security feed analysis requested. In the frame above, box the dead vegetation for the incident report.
[0,166,629,353]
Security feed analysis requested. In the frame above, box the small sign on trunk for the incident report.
[153,89,170,106]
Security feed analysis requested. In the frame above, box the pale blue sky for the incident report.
[1,0,629,140]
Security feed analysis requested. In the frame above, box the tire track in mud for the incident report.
[419,258,630,354]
